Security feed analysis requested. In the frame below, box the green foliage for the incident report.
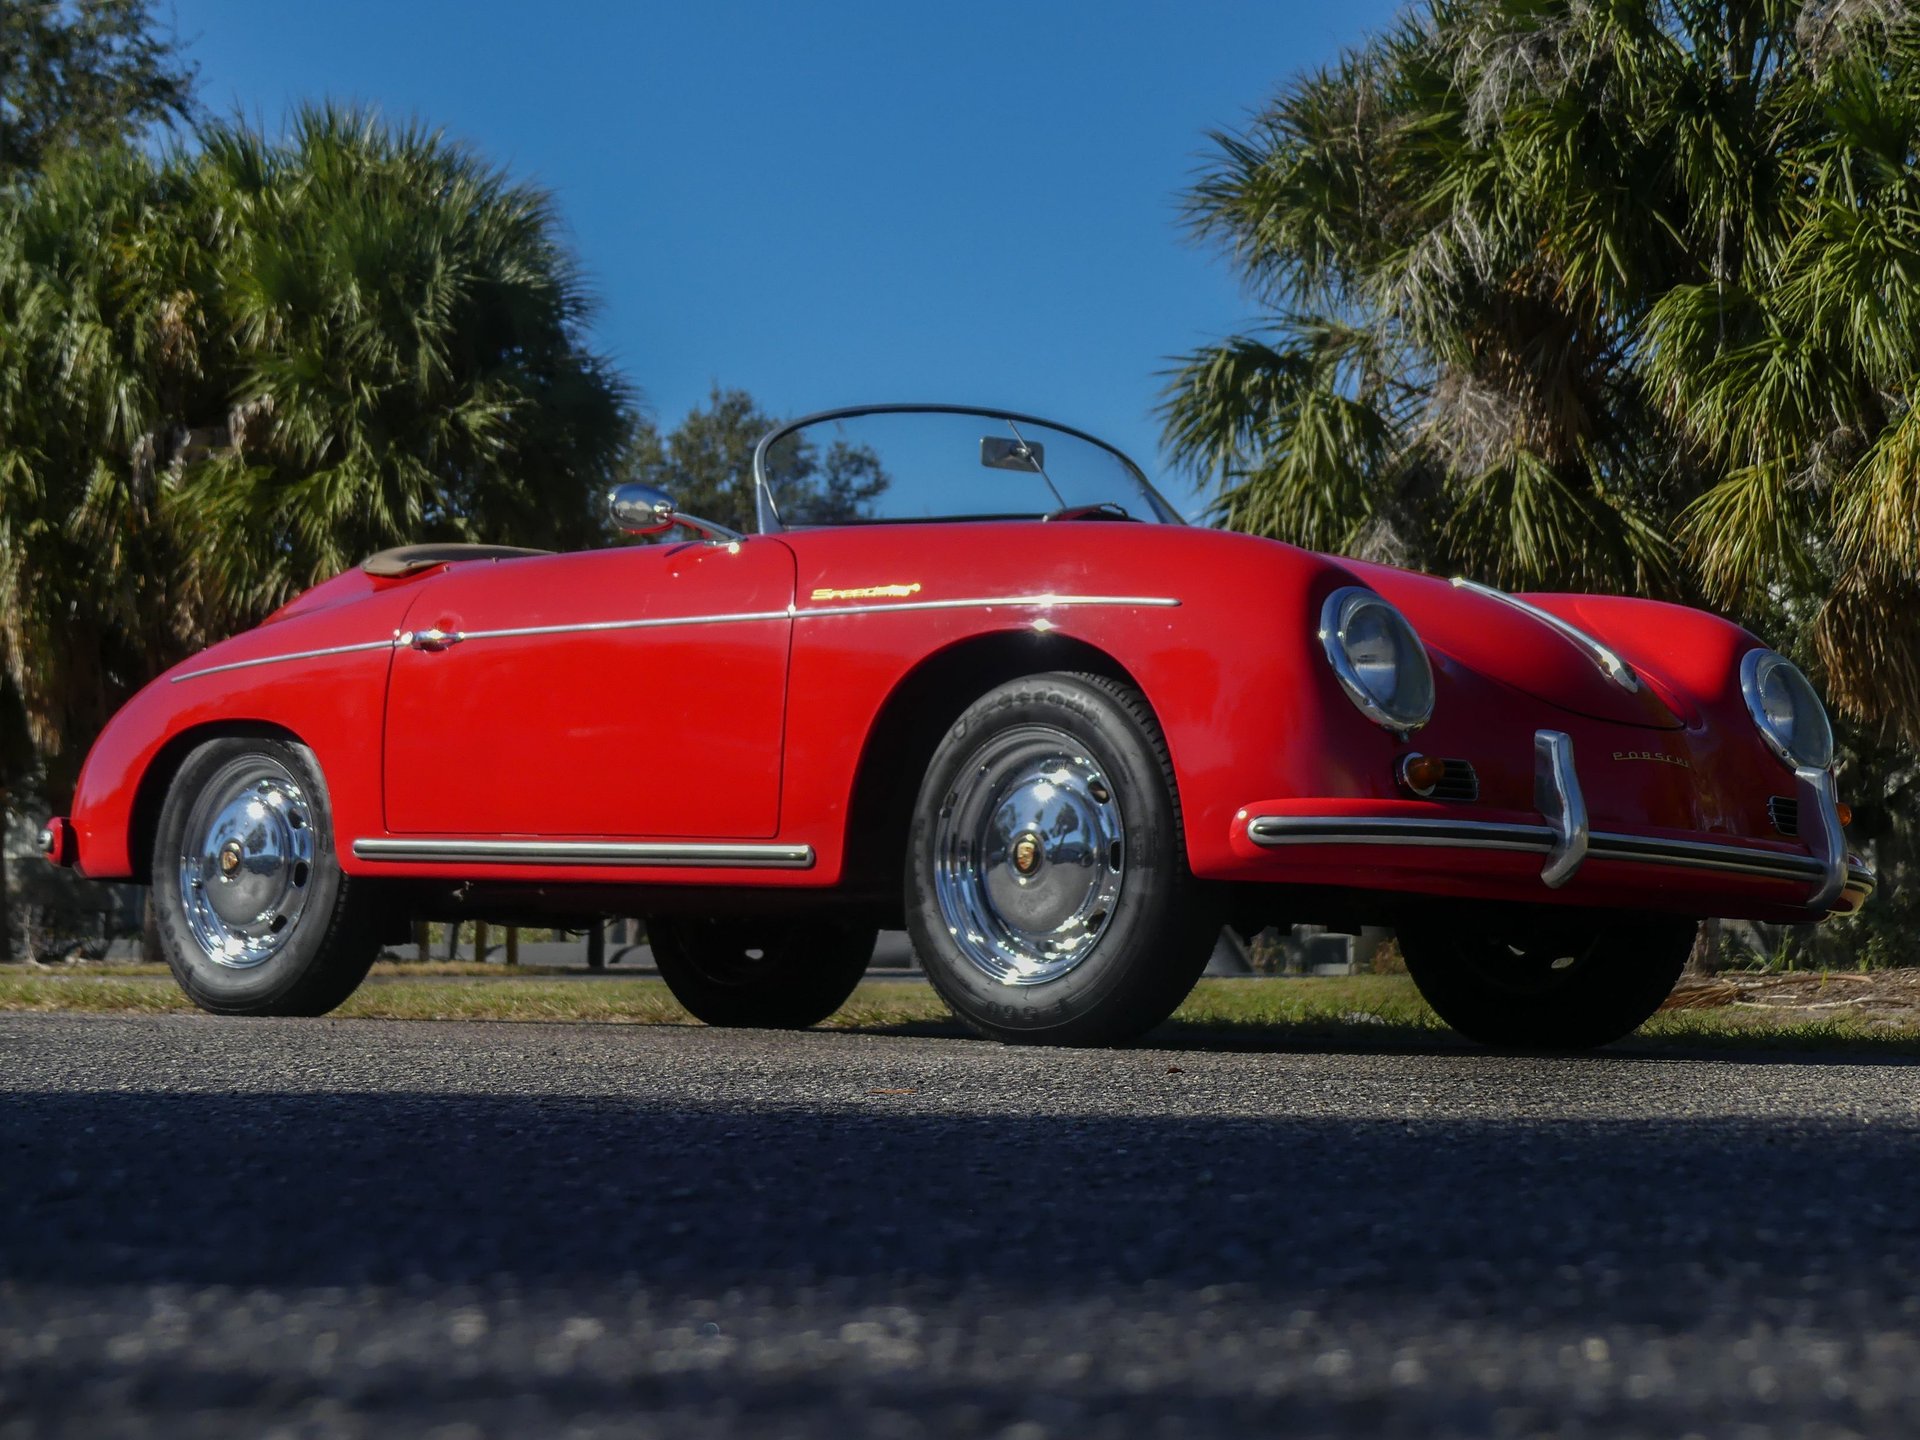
[622,385,888,534]
[0,106,632,797]
[0,0,196,178]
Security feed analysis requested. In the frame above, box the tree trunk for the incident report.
[474,919,490,965]
[413,920,429,963]
[586,922,605,971]
[0,819,13,963]
[142,892,162,964]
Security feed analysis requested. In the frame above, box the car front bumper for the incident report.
[1230,729,1874,921]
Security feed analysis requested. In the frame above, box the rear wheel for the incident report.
[905,672,1217,1046]
[151,737,382,1016]
[1398,908,1696,1049]
[648,916,876,1029]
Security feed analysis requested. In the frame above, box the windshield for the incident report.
[751,405,1183,531]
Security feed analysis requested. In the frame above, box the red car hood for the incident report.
[1345,562,1684,730]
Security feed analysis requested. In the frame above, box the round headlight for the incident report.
[1740,650,1833,771]
[1319,587,1435,735]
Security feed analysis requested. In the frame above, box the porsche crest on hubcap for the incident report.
[931,725,1126,986]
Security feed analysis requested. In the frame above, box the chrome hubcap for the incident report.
[177,757,316,969]
[931,725,1126,986]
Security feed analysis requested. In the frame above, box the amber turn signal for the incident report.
[1398,753,1447,797]
[1837,801,1853,827]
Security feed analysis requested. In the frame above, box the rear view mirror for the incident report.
[981,436,1045,472]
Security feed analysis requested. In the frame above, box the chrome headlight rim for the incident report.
[1318,586,1436,737]
[1739,648,1834,772]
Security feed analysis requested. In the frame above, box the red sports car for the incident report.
[41,404,1872,1047]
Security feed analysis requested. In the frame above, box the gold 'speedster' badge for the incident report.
[811,583,923,602]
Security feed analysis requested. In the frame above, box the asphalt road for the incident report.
[4,1014,1920,1439]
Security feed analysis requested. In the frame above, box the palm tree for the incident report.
[0,106,633,804]
[0,143,181,803]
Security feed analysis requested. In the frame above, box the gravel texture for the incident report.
[3,1012,1919,1438]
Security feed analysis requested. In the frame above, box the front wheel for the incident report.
[1398,908,1696,1049]
[151,737,382,1016]
[905,672,1218,1046]
[647,916,877,1029]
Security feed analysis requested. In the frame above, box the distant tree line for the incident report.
[623,386,887,534]
[1165,0,1919,962]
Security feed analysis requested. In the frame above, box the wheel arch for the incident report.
[836,631,1166,908]
[127,719,310,879]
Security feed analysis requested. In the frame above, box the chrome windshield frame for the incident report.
[749,402,1183,534]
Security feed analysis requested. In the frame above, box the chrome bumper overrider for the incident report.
[1247,730,1874,912]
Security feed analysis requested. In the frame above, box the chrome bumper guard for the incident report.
[1247,730,1873,912]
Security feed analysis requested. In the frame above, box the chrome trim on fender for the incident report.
[168,638,398,683]
[1534,729,1588,888]
[1450,576,1640,693]
[351,838,815,868]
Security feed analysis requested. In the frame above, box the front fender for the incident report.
[68,591,415,880]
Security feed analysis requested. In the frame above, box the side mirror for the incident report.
[609,483,678,535]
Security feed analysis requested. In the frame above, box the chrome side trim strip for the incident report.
[1450,576,1641,693]
[797,592,1181,619]
[168,638,398,683]
[169,593,1183,682]
[351,838,815,868]
[459,609,794,644]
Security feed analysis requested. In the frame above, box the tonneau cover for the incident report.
[361,543,551,578]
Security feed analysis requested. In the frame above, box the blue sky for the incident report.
[165,1,1405,518]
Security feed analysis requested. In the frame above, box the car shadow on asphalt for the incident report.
[6,1087,1920,1298]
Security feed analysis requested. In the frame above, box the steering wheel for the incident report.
[1042,502,1138,523]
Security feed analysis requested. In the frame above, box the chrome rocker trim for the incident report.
[1247,728,1873,911]
[351,839,816,869]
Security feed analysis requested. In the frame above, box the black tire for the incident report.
[151,737,382,1016]
[1398,907,1697,1049]
[905,672,1217,1046]
[648,916,876,1029]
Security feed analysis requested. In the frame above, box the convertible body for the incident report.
[53,519,1871,918]
[41,405,1873,1046]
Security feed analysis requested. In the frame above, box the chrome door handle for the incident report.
[407,627,462,652]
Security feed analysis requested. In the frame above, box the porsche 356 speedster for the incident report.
[40,404,1873,1047]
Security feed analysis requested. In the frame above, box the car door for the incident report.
[382,539,795,838]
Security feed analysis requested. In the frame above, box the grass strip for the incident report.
[1,968,1915,1053]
